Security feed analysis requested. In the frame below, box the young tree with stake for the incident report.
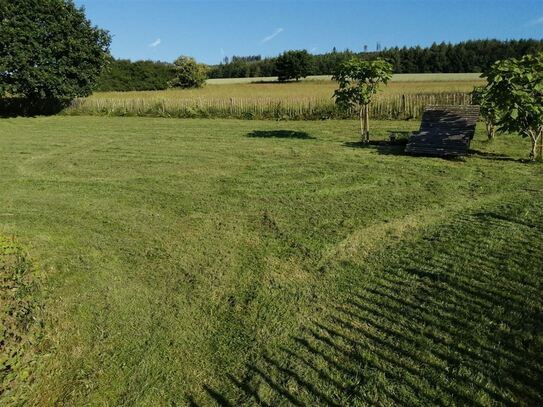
[333,58,393,143]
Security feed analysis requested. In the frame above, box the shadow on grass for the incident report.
[343,140,408,156]
[192,196,543,406]
[0,97,69,117]
[468,149,527,163]
[247,130,315,140]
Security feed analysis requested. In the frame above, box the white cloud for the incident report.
[527,16,543,26]
[261,28,284,44]
[149,38,161,48]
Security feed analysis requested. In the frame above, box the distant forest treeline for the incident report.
[95,39,543,91]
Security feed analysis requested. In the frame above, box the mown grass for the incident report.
[0,236,40,404]
[0,117,541,406]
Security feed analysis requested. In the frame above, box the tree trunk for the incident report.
[537,130,543,161]
[364,104,370,143]
[486,122,495,140]
[530,137,538,161]
[527,129,543,161]
[359,107,364,142]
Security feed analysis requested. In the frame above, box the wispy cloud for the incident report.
[149,38,161,48]
[261,28,284,44]
[526,16,543,26]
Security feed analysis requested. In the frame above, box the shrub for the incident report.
[169,56,208,89]
[96,59,175,92]
[471,86,500,140]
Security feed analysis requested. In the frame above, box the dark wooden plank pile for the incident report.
[405,105,480,156]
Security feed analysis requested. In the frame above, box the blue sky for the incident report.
[75,0,543,64]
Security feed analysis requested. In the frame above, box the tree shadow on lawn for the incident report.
[343,140,408,156]
[246,130,316,140]
[191,197,543,406]
[0,97,69,117]
[468,149,527,163]
[343,141,522,162]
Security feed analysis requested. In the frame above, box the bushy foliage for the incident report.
[96,59,175,91]
[208,57,276,79]
[169,56,208,89]
[275,50,313,82]
[471,86,500,140]
[0,0,110,102]
[334,58,393,142]
[481,52,543,160]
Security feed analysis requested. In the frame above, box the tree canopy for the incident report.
[275,50,313,82]
[169,56,208,89]
[333,58,393,142]
[208,39,543,79]
[0,0,111,103]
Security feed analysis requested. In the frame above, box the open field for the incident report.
[1,116,542,406]
[206,73,484,85]
[65,75,484,120]
[92,74,484,100]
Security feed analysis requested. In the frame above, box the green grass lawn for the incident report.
[0,117,542,406]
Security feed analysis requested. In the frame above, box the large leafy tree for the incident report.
[482,52,543,160]
[0,0,111,104]
[333,58,393,143]
[275,50,313,82]
[169,56,208,89]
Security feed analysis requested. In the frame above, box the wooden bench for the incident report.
[405,105,480,157]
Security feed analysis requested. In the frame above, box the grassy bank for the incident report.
[0,117,541,406]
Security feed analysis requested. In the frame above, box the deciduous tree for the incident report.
[275,50,313,82]
[0,0,110,104]
[169,56,208,89]
[482,53,543,160]
[333,58,393,142]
